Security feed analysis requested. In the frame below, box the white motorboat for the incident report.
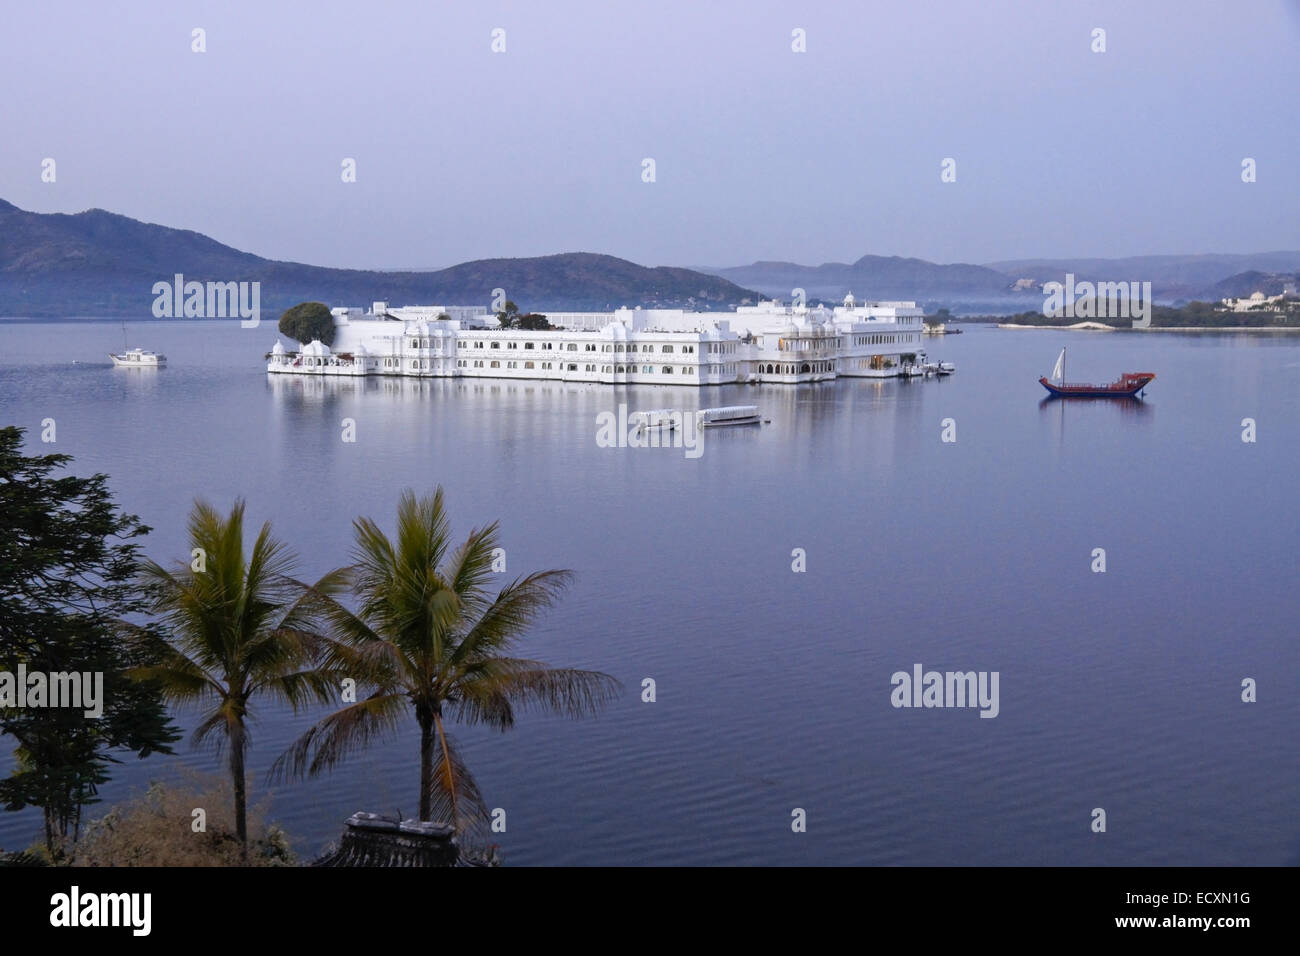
[629,409,681,432]
[696,405,761,427]
[110,319,165,366]
[110,348,166,367]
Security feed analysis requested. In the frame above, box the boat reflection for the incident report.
[1038,394,1152,415]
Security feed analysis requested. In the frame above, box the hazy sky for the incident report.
[3,0,1298,269]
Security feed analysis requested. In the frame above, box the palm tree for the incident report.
[132,499,339,853]
[274,488,620,836]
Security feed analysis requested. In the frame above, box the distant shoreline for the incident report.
[996,322,1300,333]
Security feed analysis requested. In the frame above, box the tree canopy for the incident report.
[278,301,336,346]
[0,427,179,857]
[274,488,619,842]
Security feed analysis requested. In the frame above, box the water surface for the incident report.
[1,319,1297,865]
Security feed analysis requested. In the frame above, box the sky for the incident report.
[2,0,1298,270]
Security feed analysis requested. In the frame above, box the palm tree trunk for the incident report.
[418,712,435,822]
[229,725,248,858]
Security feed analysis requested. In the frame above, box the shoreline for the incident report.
[996,322,1300,332]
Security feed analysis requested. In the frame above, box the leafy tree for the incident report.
[516,313,552,331]
[274,489,620,840]
[131,500,340,854]
[0,427,179,858]
[278,301,336,346]
[495,300,520,328]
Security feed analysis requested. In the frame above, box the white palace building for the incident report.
[266,296,927,385]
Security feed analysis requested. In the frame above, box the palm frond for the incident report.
[447,569,574,670]
[427,724,490,836]
[451,658,622,729]
[269,692,408,782]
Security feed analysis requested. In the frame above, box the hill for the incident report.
[700,254,1016,303]
[0,200,760,316]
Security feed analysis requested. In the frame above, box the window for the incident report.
[662,366,672,374]
[491,342,500,349]
[525,361,535,369]
[490,361,500,368]
[662,345,674,353]
[525,342,535,349]
[567,344,577,351]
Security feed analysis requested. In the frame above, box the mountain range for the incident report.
[700,254,1300,308]
[0,200,757,317]
[2,199,1296,317]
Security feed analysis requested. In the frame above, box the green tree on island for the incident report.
[495,299,520,327]
[0,427,179,859]
[496,301,552,330]
[131,500,341,855]
[278,301,336,346]
[274,489,620,839]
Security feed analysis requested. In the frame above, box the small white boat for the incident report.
[937,361,956,375]
[629,408,681,431]
[696,405,761,427]
[900,363,925,378]
[110,348,167,367]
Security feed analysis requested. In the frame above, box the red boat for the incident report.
[1039,348,1154,398]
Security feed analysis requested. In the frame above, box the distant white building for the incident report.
[267,296,927,384]
[1221,290,1286,312]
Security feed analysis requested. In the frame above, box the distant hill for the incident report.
[985,253,1300,300]
[1201,270,1297,300]
[700,255,1017,303]
[0,200,760,316]
[703,250,1300,310]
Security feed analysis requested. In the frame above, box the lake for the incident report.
[2,318,1297,865]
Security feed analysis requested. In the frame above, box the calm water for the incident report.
[2,319,1298,865]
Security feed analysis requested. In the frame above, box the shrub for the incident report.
[70,776,295,867]
[278,301,336,346]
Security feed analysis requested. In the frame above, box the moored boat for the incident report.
[1039,347,1153,398]
[629,408,681,431]
[695,405,760,427]
[109,320,166,367]
[109,348,166,367]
